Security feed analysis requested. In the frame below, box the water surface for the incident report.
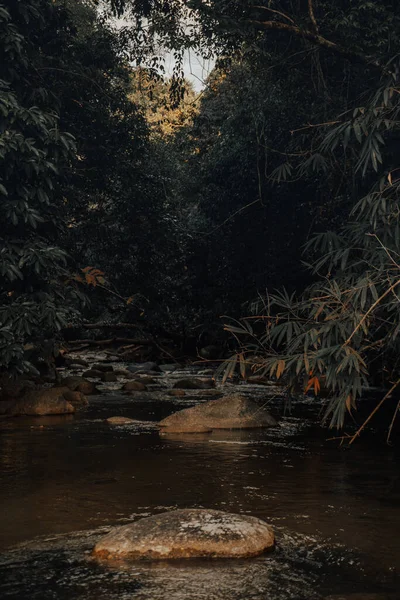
[0,366,399,599]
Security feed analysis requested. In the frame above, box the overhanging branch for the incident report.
[247,19,386,71]
[308,0,319,34]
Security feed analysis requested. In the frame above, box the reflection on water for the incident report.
[0,386,399,599]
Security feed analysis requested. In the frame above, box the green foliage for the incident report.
[0,1,79,373]
[128,69,198,137]
[221,71,400,432]
[27,1,204,336]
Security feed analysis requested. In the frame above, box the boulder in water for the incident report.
[114,369,136,379]
[101,372,118,383]
[93,509,274,559]
[168,389,186,397]
[173,378,215,390]
[83,369,103,378]
[65,357,89,367]
[63,389,89,409]
[159,363,180,372]
[159,394,277,431]
[60,376,98,395]
[6,387,75,416]
[123,381,147,392]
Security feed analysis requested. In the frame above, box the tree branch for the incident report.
[67,337,156,346]
[308,0,319,34]
[251,6,295,25]
[290,120,342,135]
[80,322,140,329]
[247,19,385,71]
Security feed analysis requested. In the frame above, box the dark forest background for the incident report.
[2,0,400,430]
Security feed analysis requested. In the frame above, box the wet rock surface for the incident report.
[167,389,186,397]
[62,389,89,409]
[93,509,275,559]
[106,416,138,425]
[173,377,215,390]
[5,387,75,416]
[159,394,278,432]
[123,381,147,392]
[159,363,180,372]
[60,376,98,395]
[83,369,103,378]
[101,372,118,383]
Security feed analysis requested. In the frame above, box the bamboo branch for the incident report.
[343,278,400,346]
[290,120,342,134]
[387,398,400,443]
[349,378,400,444]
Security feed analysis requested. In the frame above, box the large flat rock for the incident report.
[159,394,277,431]
[93,509,275,559]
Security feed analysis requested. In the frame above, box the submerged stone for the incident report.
[93,509,275,559]
[159,394,277,431]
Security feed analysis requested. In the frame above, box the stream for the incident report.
[0,354,399,599]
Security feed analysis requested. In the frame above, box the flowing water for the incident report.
[0,358,399,599]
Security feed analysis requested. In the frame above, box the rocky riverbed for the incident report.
[0,352,399,599]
